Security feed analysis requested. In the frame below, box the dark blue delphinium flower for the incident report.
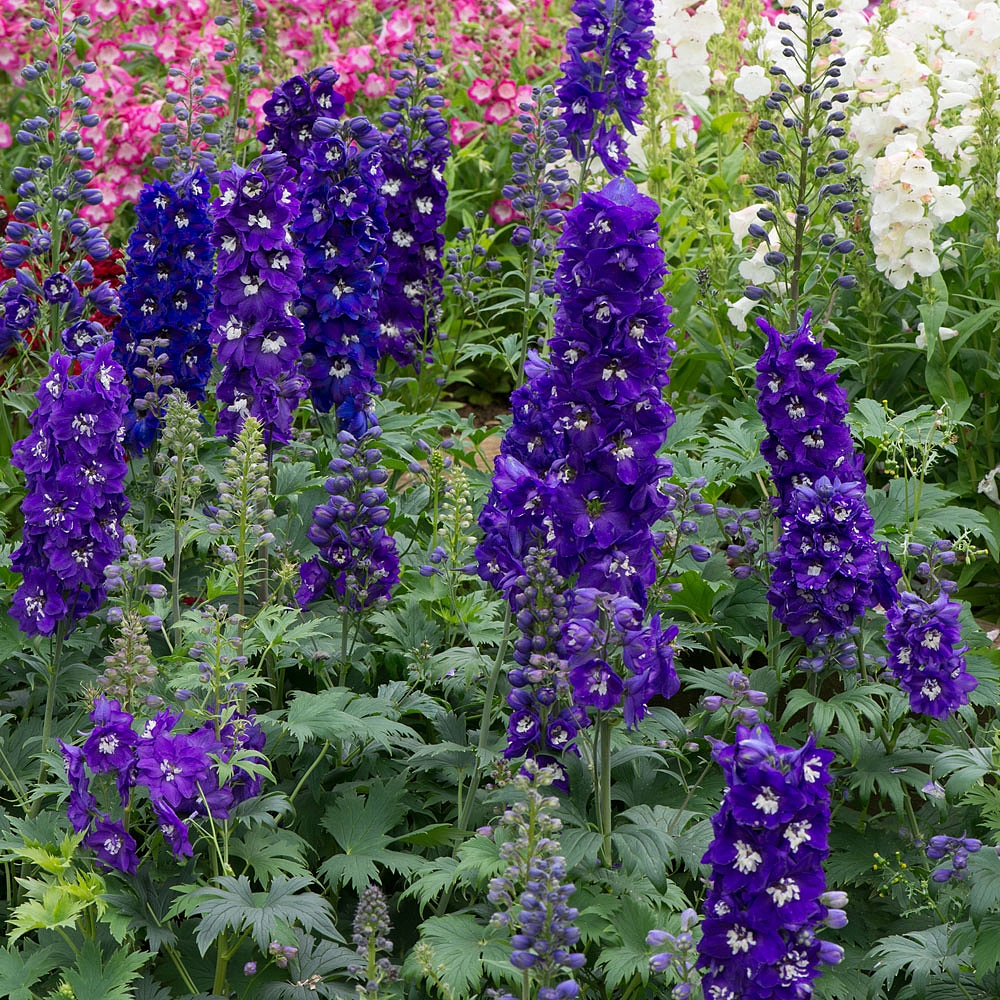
[0,281,38,356]
[377,41,451,370]
[697,725,844,1000]
[755,312,861,509]
[209,152,308,447]
[925,834,982,882]
[555,0,654,177]
[10,343,130,637]
[297,428,399,611]
[766,477,879,649]
[477,177,675,610]
[113,170,215,452]
[885,590,977,719]
[259,66,346,174]
[292,118,389,432]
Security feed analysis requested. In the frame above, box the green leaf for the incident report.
[972,914,1000,977]
[63,940,148,1000]
[408,914,509,998]
[399,857,460,913]
[174,876,340,956]
[318,778,422,891]
[969,848,1000,923]
[229,825,311,881]
[0,944,58,1000]
[282,688,418,751]
[8,884,89,943]
[595,897,658,988]
[869,924,968,992]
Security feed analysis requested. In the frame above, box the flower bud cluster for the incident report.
[209,152,307,447]
[155,60,225,181]
[926,834,982,883]
[697,724,844,1000]
[503,86,570,280]
[702,671,768,728]
[297,429,399,613]
[377,39,450,370]
[59,694,266,873]
[208,416,275,553]
[488,762,584,1000]
[556,0,655,176]
[647,908,699,999]
[113,170,214,452]
[349,883,400,996]
[10,343,129,637]
[91,610,161,713]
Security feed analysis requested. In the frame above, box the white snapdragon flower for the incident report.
[734,65,772,102]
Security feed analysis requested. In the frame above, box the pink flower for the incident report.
[384,10,415,45]
[490,198,517,226]
[94,0,120,18]
[0,122,11,148]
[449,117,484,147]
[495,79,517,102]
[484,99,514,125]
[362,73,389,99]
[467,78,494,105]
[248,87,272,127]
[344,45,375,73]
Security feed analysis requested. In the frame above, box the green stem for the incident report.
[165,944,199,994]
[213,931,229,996]
[288,740,330,806]
[597,714,613,868]
[521,968,531,1000]
[515,253,537,389]
[34,621,66,797]
[456,604,512,835]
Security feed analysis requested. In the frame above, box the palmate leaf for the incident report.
[868,924,968,992]
[8,884,89,943]
[399,857,460,913]
[0,943,59,1000]
[172,876,341,956]
[282,688,418,752]
[595,896,659,989]
[63,940,148,1000]
[968,848,1000,923]
[407,914,509,999]
[229,825,311,881]
[318,778,423,891]
[258,930,356,1000]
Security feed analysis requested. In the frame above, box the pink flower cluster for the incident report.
[0,0,565,224]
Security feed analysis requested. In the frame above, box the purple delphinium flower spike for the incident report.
[113,169,215,452]
[477,177,675,610]
[885,590,977,718]
[696,725,844,1000]
[292,118,389,431]
[555,0,654,176]
[209,152,308,448]
[297,428,399,611]
[10,342,130,637]
[754,312,861,508]
[376,42,450,370]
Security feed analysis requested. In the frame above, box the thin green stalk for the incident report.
[213,931,229,996]
[288,740,330,806]
[597,715,613,868]
[35,621,66,790]
[515,254,537,389]
[165,943,200,995]
[456,605,512,834]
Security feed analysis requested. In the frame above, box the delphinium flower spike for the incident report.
[884,541,977,719]
[297,427,399,613]
[2,7,115,360]
[349,884,400,998]
[155,60,225,183]
[696,724,846,1000]
[113,170,215,452]
[754,311,900,671]
[376,38,451,371]
[208,151,308,448]
[555,0,655,181]
[478,176,676,610]
[291,115,389,432]
[10,342,129,637]
[488,761,585,1000]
